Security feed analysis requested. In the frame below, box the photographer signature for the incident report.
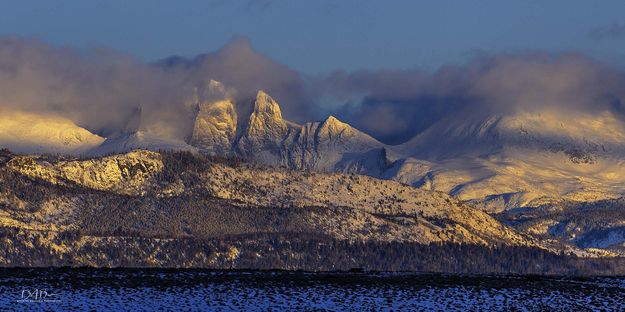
[17,288,61,303]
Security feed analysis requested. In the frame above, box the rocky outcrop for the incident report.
[7,150,163,196]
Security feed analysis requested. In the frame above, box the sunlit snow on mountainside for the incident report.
[2,82,625,215]
[396,108,625,211]
[0,110,104,155]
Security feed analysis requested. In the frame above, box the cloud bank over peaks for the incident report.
[1,35,625,146]
[158,36,313,122]
[0,36,312,142]
[0,35,190,139]
[322,53,625,144]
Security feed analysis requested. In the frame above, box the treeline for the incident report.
[1,229,624,275]
[2,149,625,275]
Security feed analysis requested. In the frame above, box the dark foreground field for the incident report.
[1,268,624,311]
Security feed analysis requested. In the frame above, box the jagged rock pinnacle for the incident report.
[252,90,284,121]
[234,90,288,162]
[208,79,226,95]
[245,90,287,137]
[190,99,238,155]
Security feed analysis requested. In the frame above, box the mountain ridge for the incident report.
[3,83,625,215]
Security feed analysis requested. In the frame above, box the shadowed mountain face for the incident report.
[496,198,625,254]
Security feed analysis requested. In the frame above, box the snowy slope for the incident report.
[0,110,104,155]
[393,108,625,211]
[90,131,196,156]
[282,115,389,173]
[400,108,625,161]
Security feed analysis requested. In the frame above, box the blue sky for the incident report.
[1,0,625,74]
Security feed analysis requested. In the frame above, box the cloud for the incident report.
[0,35,198,139]
[589,22,625,41]
[159,36,313,121]
[315,53,625,144]
[1,35,625,146]
[0,35,312,140]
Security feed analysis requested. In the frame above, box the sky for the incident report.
[1,1,625,145]
[1,0,624,74]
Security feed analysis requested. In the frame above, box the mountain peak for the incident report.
[194,80,233,104]
[253,90,283,120]
[244,90,286,136]
[190,99,238,155]
[319,115,354,139]
[237,91,288,158]
[208,79,226,95]
[324,115,348,127]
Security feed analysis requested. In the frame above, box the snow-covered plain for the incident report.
[1,270,623,311]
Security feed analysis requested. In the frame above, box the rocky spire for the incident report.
[189,80,238,155]
[244,90,287,139]
[236,90,289,162]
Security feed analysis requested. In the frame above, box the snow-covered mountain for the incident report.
[190,95,625,212]
[0,110,104,155]
[399,108,625,162]
[392,108,625,211]
[190,88,391,174]
[3,81,625,213]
